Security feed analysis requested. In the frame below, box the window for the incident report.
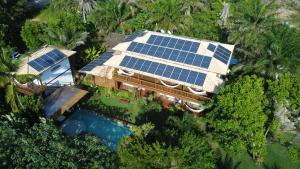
[51,65,61,72]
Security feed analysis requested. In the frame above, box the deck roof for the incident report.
[44,87,88,118]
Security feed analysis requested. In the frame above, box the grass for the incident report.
[229,143,300,169]
[87,87,147,123]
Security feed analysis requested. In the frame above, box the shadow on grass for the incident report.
[217,154,241,169]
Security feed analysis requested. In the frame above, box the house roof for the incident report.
[43,87,88,118]
[16,46,76,75]
[80,30,235,93]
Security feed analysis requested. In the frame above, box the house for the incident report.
[79,30,235,112]
[15,46,76,95]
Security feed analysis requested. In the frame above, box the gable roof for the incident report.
[16,46,76,75]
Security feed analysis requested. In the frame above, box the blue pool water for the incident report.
[61,110,131,150]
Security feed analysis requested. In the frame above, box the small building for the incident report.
[79,30,235,113]
[15,46,76,95]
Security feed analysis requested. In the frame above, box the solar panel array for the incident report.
[213,45,232,64]
[28,49,66,72]
[146,35,200,53]
[120,55,207,86]
[127,42,212,69]
[207,43,216,52]
[80,52,114,71]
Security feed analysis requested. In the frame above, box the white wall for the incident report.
[39,58,74,86]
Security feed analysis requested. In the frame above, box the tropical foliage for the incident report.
[207,76,269,163]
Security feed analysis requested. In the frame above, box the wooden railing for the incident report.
[113,72,210,102]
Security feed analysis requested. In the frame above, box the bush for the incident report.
[288,146,299,162]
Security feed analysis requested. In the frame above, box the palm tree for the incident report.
[144,0,192,33]
[77,0,97,23]
[0,47,21,112]
[227,0,276,50]
[88,0,132,33]
[120,0,141,17]
[231,23,300,79]
[182,0,207,15]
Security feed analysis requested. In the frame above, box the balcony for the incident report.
[113,71,210,102]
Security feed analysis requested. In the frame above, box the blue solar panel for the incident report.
[28,49,66,72]
[123,31,146,42]
[162,65,174,78]
[167,38,177,48]
[119,56,207,87]
[192,55,203,67]
[213,45,232,64]
[170,67,181,80]
[194,73,206,86]
[127,42,137,51]
[80,51,114,71]
[190,42,200,53]
[175,39,185,50]
[184,53,195,65]
[148,62,159,74]
[186,71,198,84]
[169,50,180,61]
[127,42,212,70]
[153,36,163,46]
[146,35,200,53]
[161,37,171,46]
[201,57,212,69]
[178,69,190,82]
[146,34,157,44]
[28,61,44,71]
[154,47,165,57]
[207,43,216,52]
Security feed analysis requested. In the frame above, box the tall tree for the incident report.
[0,47,22,113]
[88,0,131,33]
[0,120,118,168]
[77,0,97,23]
[227,0,276,56]
[231,23,300,78]
[143,0,192,33]
[207,76,268,163]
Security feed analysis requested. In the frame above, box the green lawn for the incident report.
[87,87,147,123]
[230,143,300,169]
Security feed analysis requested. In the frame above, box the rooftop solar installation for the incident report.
[28,49,66,72]
[146,35,200,53]
[127,42,212,69]
[119,55,207,86]
[80,51,114,71]
[213,45,232,64]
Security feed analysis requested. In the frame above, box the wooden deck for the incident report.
[113,71,210,103]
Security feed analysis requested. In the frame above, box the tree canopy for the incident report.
[207,76,269,162]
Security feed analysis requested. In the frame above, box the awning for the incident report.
[44,87,88,118]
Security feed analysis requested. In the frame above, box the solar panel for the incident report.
[28,49,67,72]
[213,45,232,64]
[119,56,207,86]
[123,31,146,42]
[127,42,211,70]
[80,51,114,71]
[146,35,200,53]
[207,43,216,52]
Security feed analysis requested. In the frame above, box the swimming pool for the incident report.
[61,110,132,150]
